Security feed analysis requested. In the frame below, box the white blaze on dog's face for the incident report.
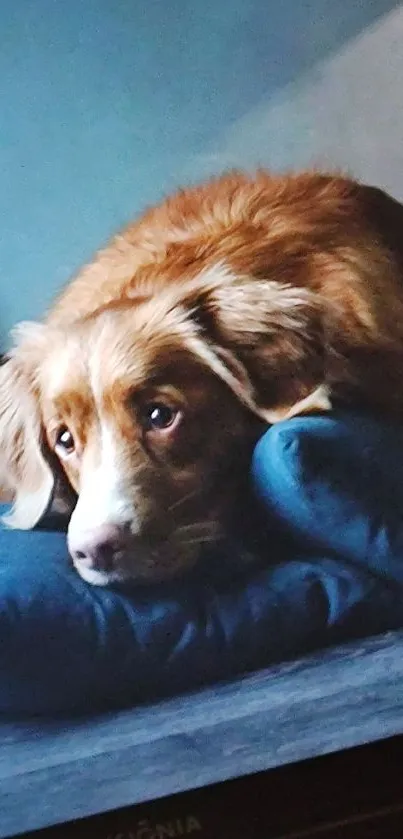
[35,303,259,586]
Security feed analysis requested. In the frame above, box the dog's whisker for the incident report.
[168,489,201,512]
[175,521,219,536]
[177,535,219,547]
[174,520,221,549]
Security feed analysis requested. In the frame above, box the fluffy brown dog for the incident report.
[2,169,403,586]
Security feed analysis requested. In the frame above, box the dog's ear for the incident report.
[0,321,77,530]
[0,350,56,529]
[186,269,330,422]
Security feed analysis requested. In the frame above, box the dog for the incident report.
[2,169,403,586]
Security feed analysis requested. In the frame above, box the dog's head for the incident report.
[0,265,325,585]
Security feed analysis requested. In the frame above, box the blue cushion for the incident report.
[2,411,403,715]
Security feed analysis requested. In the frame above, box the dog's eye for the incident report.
[143,403,178,431]
[55,426,75,457]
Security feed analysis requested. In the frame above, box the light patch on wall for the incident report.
[180,5,403,200]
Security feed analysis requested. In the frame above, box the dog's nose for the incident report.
[69,524,126,574]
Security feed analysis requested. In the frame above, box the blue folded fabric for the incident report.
[1,411,403,715]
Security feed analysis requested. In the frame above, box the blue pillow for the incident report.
[252,411,403,584]
[2,411,403,716]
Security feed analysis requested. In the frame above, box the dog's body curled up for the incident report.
[2,169,403,585]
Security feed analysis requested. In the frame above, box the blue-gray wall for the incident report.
[1,0,401,346]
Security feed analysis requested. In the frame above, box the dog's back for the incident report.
[49,171,403,324]
[48,170,403,419]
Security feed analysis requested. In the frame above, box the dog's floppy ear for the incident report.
[187,268,330,423]
[0,322,77,529]
[0,348,56,529]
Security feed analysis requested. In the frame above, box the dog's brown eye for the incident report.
[55,426,75,456]
[144,403,178,431]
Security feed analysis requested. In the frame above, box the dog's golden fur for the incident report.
[2,169,403,583]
